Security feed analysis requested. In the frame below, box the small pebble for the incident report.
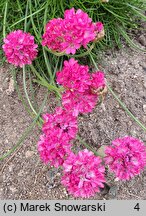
[47,182,56,189]
[143,105,146,113]
[109,185,118,199]
[138,35,146,46]
[42,166,48,172]
[25,150,34,158]
[9,186,17,193]
[8,164,14,172]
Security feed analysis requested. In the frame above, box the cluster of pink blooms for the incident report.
[37,59,107,197]
[38,134,71,168]
[57,58,105,116]
[104,137,146,180]
[2,30,38,67]
[38,107,78,167]
[2,9,146,198]
[61,149,105,198]
[42,8,103,54]
[42,107,78,141]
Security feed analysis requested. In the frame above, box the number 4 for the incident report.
[134,203,140,211]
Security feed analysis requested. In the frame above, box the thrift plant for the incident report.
[104,137,146,181]
[2,6,146,198]
[42,8,103,54]
[56,58,105,116]
[61,149,105,198]
[2,30,38,67]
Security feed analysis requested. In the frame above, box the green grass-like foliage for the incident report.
[1,0,146,49]
[0,0,145,73]
[0,0,146,161]
[0,0,145,95]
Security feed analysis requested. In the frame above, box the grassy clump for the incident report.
[0,0,145,78]
[1,0,146,111]
[1,0,146,161]
[1,0,146,51]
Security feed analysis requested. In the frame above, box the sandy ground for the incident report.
[0,45,146,200]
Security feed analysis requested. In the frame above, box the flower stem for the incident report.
[3,0,8,38]
[107,84,146,132]
[77,135,102,157]
[45,42,95,58]
[42,47,55,85]
[10,3,45,28]
[23,66,38,116]
[11,68,32,116]
[29,64,62,97]
[89,52,98,70]
[24,0,29,32]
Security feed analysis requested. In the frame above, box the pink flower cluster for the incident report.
[62,90,98,117]
[2,8,146,199]
[38,107,78,167]
[62,149,105,198]
[104,137,146,180]
[57,58,105,116]
[42,8,103,54]
[38,134,71,168]
[38,59,106,197]
[2,30,38,67]
[42,107,78,141]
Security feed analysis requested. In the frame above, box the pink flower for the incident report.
[38,132,71,167]
[62,149,105,198]
[42,18,66,52]
[2,30,38,67]
[42,107,78,141]
[104,137,146,180]
[94,22,103,33]
[56,59,106,115]
[62,89,98,116]
[42,16,82,54]
[42,8,104,54]
[56,58,91,92]
[64,8,96,49]
[91,71,105,90]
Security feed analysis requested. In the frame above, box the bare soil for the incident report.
[0,45,146,200]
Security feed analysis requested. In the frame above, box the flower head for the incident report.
[38,132,71,167]
[56,59,106,116]
[2,30,38,67]
[42,107,78,141]
[64,8,96,49]
[38,107,77,167]
[42,18,66,52]
[62,149,105,198]
[90,71,105,92]
[56,58,91,92]
[94,22,104,33]
[104,136,146,180]
[62,89,98,116]
[42,8,104,54]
